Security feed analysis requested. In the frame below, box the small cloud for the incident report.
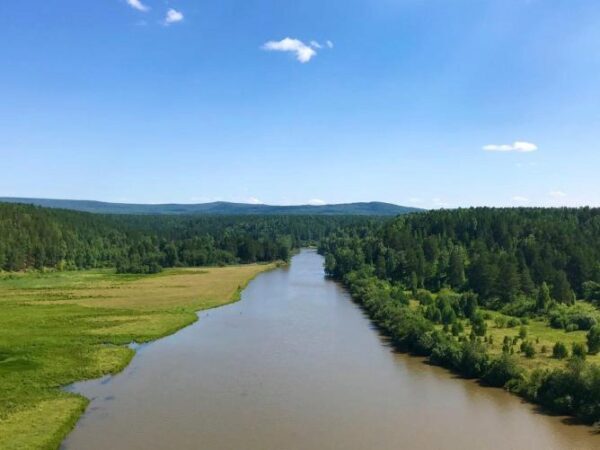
[262,37,317,63]
[165,8,184,25]
[483,141,538,153]
[307,198,327,206]
[549,190,567,198]
[512,196,530,203]
[310,40,322,49]
[247,197,263,205]
[326,40,334,48]
[408,197,422,204]
[126,0,149,12]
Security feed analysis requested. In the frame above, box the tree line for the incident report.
[320,207,600,423]
[0,203,376,273]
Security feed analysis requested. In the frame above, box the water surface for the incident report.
[63,250,598,449]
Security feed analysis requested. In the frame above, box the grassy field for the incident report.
[0,264,276,450]
[476,306,600,371]
[408,296,600,373]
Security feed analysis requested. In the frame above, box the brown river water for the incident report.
[62,249,598,449]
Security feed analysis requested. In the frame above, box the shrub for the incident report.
[572,342,587,360]
[507,318,520,328]
[519,326,528,339]
[483,354,523,387]
[471,313,487,336]
[416,290,434,306]
[553,342,569,359]
[451,320,464,336]
[586,325,600,355]
[521,341,536,358]
[494,316,507,328]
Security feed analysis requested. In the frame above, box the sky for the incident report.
[1,0,599,208]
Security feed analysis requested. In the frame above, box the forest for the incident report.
[0,202,376,274]
[320,207,600,423]
[3,203,600,424]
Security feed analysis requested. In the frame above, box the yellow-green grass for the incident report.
[408,298,600,372]
[0,263,275,450]
[476,308,600,371]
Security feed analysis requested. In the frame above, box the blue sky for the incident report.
[1,0,599,208]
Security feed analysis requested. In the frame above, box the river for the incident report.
[62,249,598,449]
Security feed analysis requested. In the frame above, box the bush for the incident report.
[494,316,507,328]
[416,290,434,306]
[451,320,464,336]
[456,341,489,378]
[483,354,523,387]
[548,303,599,331]
[553,342,569,359]
[531,358,600,423]
[507,318,520,328]
[471,313,487,336]
[583,281,600,304]
[586,325,600,355]
[519,326,528,339]
[572,342,587,360]
[521,341,536,358]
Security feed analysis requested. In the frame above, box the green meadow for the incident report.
[0,264,275,450]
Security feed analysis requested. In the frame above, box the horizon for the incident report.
[2,195,594,210]
[2,1,599,208]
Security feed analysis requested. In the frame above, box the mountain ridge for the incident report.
[0,197,421,216]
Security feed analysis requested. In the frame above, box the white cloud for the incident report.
[310,40,322,49]
[126,0,149,12]
[165,9,184,24]
[326,40,334,48]
[408,197,422,204]
[262,38,317,63]
[307,198,327,206]
[512,196,530,203]
[483,141,538,152]
[247,197,263,205]
[549,190,567,198]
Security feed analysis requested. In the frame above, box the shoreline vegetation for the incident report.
[320,208,600,427]
[0,263,277,450]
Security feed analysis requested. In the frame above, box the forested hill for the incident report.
[0,198,419,216]
[0,202,379,273]
[320,207,600,424]
[322,207,600,303]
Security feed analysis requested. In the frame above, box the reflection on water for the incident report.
[62,250,597,450]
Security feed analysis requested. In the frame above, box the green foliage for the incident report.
[548,302,599,331]
[519,326,528,339]
[507,317,520,328]
[471,313,487,336]
[572,342,587,360]
[483,354,523,387]
[530,359,600,423]
[586,325,600,355]
[553,342,569,359]
[537,282,552,311]
[0,203,375,273]
[319,206,600,424]
[520,341,536,358]
[416,290,433,305]
[583,281,600,305]
[320,207,600,306]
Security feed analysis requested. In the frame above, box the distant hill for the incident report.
[0,198,421,216]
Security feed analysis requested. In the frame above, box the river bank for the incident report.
[0,263,275,450]
[62,250,598,449]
